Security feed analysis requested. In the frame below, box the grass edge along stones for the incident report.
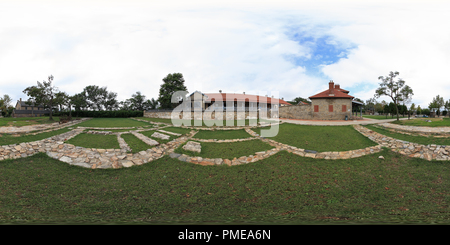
[364,124,450,146]
[65,133,121,149]
[252,123,378,152]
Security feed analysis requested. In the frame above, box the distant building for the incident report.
[11,98,49,118]
[280,81,363,120]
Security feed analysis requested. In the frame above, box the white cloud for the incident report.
[1,0,450,109]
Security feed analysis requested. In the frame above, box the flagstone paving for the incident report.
[1,119,450,168]
[377,122,450,135]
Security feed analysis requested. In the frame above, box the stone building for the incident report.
[11,98,49,118]
[280,81,362,120]
[144,91,291,120]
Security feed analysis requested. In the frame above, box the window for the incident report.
[314,105,319,112]
[342,105,347,112]
[329,105,333,112]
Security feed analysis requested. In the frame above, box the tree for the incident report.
[103,91,119,111]
[157,73,188,109]
[365,98,376,115]
[119,99,132,110]
[417,105,422,115]
[22,75,59,121]
[428,95,444,116]
[399,84,414,117]
[55,92,73,118]
[129,91,146,111]
[383,104,391,119]
[70,93,88,118]
[145,98,159,110]
[409,103,416,118]
[409,103,416,113]
[375,71,412,121]
[0,94,13,117]
[444,99,450,117]
[83,85,107,111]
[293,97,310,105]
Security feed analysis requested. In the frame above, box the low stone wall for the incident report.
[279,104,312,119]
[355,125,450,161]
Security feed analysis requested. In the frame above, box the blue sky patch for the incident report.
[288,33,356,78]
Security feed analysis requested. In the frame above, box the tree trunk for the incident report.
[396,104,399,121]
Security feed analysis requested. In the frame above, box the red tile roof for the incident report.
[202,93,291,105]
[309,86,354,99]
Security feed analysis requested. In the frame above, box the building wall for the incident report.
[279,98,353,120]
[279,104,313,119]
[311,98,352,120]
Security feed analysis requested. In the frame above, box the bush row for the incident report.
[53,110,143,118]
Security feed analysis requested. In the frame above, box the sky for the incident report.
[1,0,450,109]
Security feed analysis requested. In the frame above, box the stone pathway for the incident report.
[354,125,450,161]
[130,131,160,146]
[157,129,181,136]
[377,122,450,135]
[2,119,450,169]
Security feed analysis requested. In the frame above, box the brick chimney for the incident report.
[335,84,340,90]
[329,80,335,95]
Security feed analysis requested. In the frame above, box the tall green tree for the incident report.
[70,93,87,118]
[375,71,412,121]
[157,73,188,109]
[146,98,159,110]
[0,94,13,117]
[417,105,422,115]
[445,99,450,117]
[119,99,132,110]
[409,103,416,117]
[55,92,73,118]
[129,91,146,111]
[22,75,59,121]
[103,91,119,111]
[83,85,107,111]
[428,95,444,116]
[365,98,376,115]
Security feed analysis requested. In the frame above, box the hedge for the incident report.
[53,110,143,118]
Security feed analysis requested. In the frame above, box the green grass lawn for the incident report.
[120,133,150,153]
[0,127,73,146]
[193,129,252,140]
[253,123,377,152]
[159,127,192,135]
[65,133,120,149]
[2,149,450,224]
[363,115,407,120]
[135,117,173,124]
[175,139,274,159]
[88,129,138,132]
[0,116,60,127]
[75,118,151,128]
[390,118,450,127]
[364,125,450,145]
[139,130,177,145]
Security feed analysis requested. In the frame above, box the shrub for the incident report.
[53,110,143,118]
